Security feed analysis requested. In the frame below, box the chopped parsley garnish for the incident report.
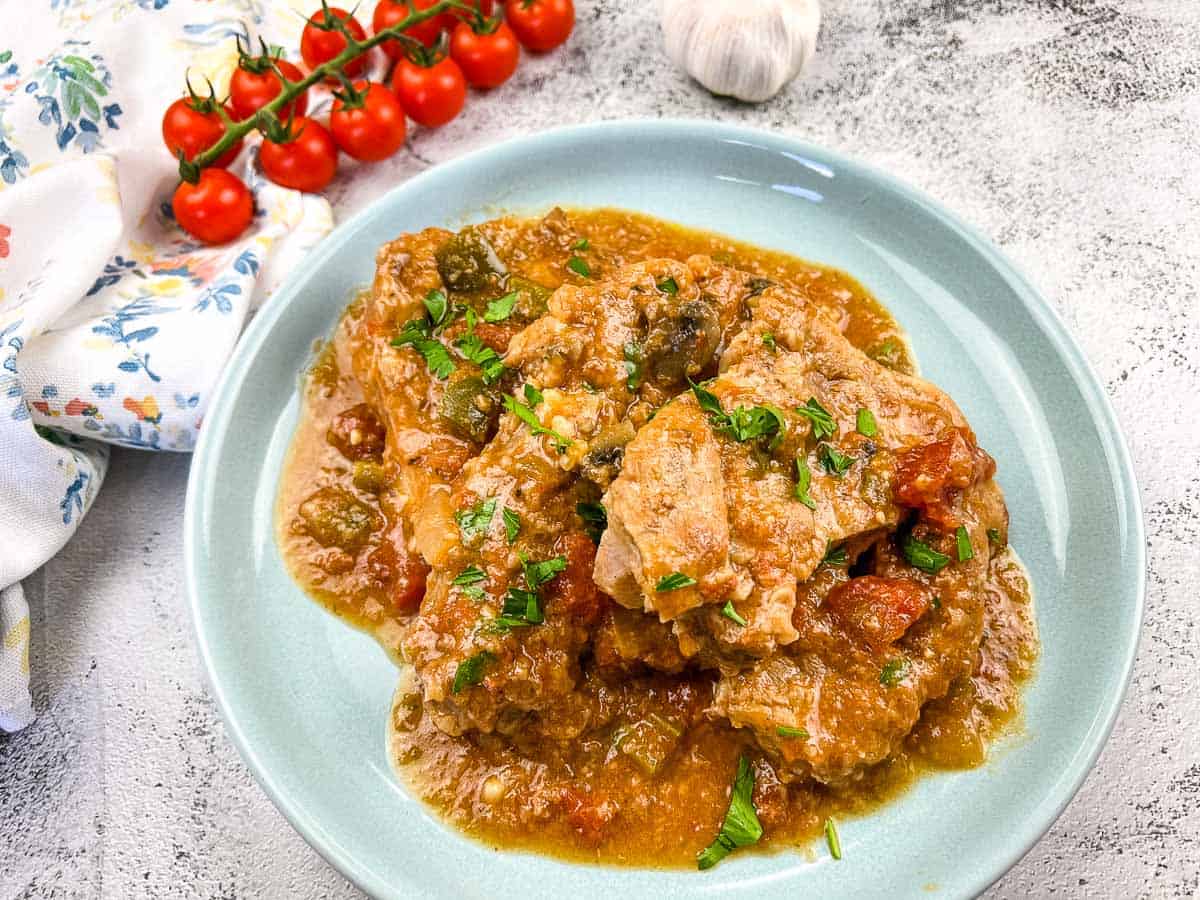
[987,527,1002,545]
[777,725,809,739]
[503,507,521,545]
[955,525,974,562]
[577,501,607,544]
[879,658,908,687]
[817,442,855,477]
[689,381,785,448]
[522,554,567,590]
[696,756,763,870]
[454,331,506,384]
[422,288,451,328]
[824,817,842,860]
[762,332,777,352]
[795,397,837,440]
[623,342,643,391]
[656,572,697,592]
[492,554,566,632]
[721,601,747,627]
[901,533,951,574]
[503,393,571,453]
[451,651,495,693]
[452,565,486,586]
[496,587,544,629]
[567,256,590,278]
[793,455,817,509]
[856,408,877,437]
[523,383,543,406]
[391,318,457,380]
[823,544,848,566]
[455,498,496,544]
[572,237,589,250]
[656,276,678,295]
[871,338,900,367]
[483,291,519,323]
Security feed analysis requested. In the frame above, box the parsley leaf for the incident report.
[721,601,747,627]
[495,587,543,630]
[577,501,607,544]
[567,256,590,278]
[656,276,678,295]
[523,383,543,406]
[503,507,521,545]
[795,397,837,440]
[856,408,877,437]
[987,527,1003,546]
[623,342,643,391]
[452,565,486,586]
[572,237,589,251]
[817,442,855,477]
[901,533,951,574]
[454,331,506,384]
[391,319,457,380]
[503,393,571,453]
[776,725,809,739]
[455,498,496,544]
[955,525,974,562]
[689,379,725,418]
[483,291,519,323]
[880,658,908,687]
[824,818,842,860]
[696,756,763,870]
[822,543,848,566]
[794,455,817,509]
[522,554,566,590]
[452,651,495,693]
[423,289,451,328]
[656,572,696,592]
[762,332,777,352]
[688,381,785,449]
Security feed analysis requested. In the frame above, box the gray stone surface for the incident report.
[3,0,1199,896]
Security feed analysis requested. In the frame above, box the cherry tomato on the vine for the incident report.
[162,97,243,168]
[450,19,519,89]
[230,56,308,121]
[259,116,339,192]
[300,7,368,78]
[391,55,466,128]
[330,81,408,162]
[373,0,453,54]
[172,169,254,245]
[504,0,574,52]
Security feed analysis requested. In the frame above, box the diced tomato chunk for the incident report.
[825,575,932,651]
[557,786,617,844]
[893,427,995,530]
[388,547,429,614]
[326,402,386,461]
[549,531,606,625]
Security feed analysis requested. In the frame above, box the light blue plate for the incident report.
[184,120,1144,900]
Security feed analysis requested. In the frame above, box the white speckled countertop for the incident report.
[3,1,1198,896]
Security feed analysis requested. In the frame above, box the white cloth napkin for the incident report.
[0,0,385,730]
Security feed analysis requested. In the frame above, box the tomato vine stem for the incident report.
[180,0,469,181]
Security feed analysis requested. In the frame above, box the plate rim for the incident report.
[183,118,1146,900]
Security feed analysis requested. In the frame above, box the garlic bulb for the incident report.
[660,0,821,103]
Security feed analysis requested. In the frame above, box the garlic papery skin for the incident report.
[660,0,821,103]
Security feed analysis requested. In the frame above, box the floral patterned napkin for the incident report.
[0,0,346,730]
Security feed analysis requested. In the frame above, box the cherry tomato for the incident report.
[259,117,339,192]
[300,7,368,78]
[230,57,308,121]
[391,56,466,128]
[172,169,254,245]
[450,19,519,89]
[330,81,408,162]
[161,98,243,168]
[504,0,574,52]
[373,0,453,54]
